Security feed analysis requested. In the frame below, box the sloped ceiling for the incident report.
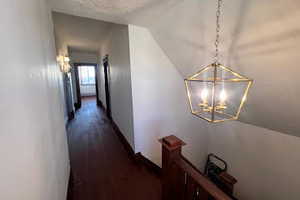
[145,0,300,138]
[52,11,113,54]
[49,0,300,137]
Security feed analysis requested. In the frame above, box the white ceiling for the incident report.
[143,0,300,137]
[49,0,300,137]
[49,0,174,24]
[52,12,114,53]
[57,0,159,15]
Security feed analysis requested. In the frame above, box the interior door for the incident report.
[103,56,112,119]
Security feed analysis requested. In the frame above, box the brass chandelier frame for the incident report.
[184,63,253,123]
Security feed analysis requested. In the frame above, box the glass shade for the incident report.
[184,63,253,123]
[57,55,72,73]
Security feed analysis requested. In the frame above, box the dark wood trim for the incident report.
[110,117,162,177]
[74,102,80,110]
[74,62,97,66]
[159,135,232,200]
[73,63,100,109]
[68,111,75,121]
[73,63,81,109]
[67,169,74,200]
[181,155,203,175]
[102,56,112,119]
[135,152,162,177]
[95,64,101,106]
[110,119,135,158]
[175,158,232,200]
[65,111,75,134]
[98,100,106,111]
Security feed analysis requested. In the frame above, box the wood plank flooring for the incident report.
[67,97,161,200]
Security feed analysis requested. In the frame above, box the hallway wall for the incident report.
[52,12,113,109]
[0,0,70,199]
[207,122,300,200]
[100,24,135,149]
[128,25,209,168]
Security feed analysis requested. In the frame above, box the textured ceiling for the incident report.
[49,0,171,24]
[67,0,159,15]
[49,0,300,137]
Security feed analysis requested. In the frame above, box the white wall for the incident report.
[0,0,70,199]
[207,122,300,200]
[128,25,209,168]
[128,25,300,200]
[100,24,135,149]
[69,49,98,64]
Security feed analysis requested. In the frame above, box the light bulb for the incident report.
[242,95,247,103]
[200,88,209,102]
[64,56,70,62]
[219,90,227,104]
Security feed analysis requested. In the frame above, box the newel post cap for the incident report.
[159,135,186,151]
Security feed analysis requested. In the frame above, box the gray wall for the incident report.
[0,0,70,199]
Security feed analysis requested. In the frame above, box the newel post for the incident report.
[159,135,186,200]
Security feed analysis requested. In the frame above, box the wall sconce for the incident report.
[57,55,71,73]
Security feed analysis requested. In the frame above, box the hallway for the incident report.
[67,97,161,200]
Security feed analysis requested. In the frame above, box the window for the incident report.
[78,66,95,85]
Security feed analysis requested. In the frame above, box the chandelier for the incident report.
[184,0,253,123]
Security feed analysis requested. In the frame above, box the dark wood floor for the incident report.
[67,97,161,200]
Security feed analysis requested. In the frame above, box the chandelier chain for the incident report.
[214,0,222,64]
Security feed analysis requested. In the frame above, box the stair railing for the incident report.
[159,135,232,200]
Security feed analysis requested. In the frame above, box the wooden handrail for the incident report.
[175,158,232,200]
[159,135,233,200]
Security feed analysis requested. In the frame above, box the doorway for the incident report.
[103,55,112,120]
[74,63,100,109]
